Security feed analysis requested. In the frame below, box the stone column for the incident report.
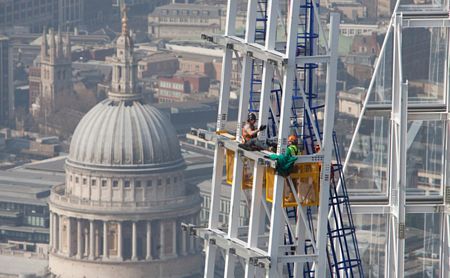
[77,219,82,259]
[95,227,100,257]
[132,221,137,260]
[117,222,123,260]
[159,222,165,259]
[89,220,95,259]
[49,212,53,249]
[171,221,177,257]
[180,220,187,256]
[54,214,59,253]
[59,216,63,253]
[67,217,72,256]
[189,216,195,254]
[146,221,152,260]
[84,227,89,257]
[103,221,108,259]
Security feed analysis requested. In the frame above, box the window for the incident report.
[174,177,177,183]
[83,178,87,185]
[113,180,119,188]
[91,179,96,186]
[70,175,72,182]
[124,181,130,188]
[102,180,107,187]
[135,181,141,188]
[166,178,170,185]
[147,180,152,187]
[75,177,79,183]
[157,179,162,186]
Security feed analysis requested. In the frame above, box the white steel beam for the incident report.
[204,0,238,276]
[267,0,299,277]
[225,0,259,274]
[314,12,340,278]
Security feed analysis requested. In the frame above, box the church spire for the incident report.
[41,26,48,58]
[108,4,140,101]
[121,5,129,36]
[49,28,56,63]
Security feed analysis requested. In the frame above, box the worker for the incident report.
[242,113,266,143]
[286,134,300,156]
[239,113,267,151]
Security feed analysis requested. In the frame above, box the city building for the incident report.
[338,87,365,118]
[112,0,171,12]
[330,2,367,21]
[0,0,83,33]
[30,28,72,116]
[339,23,381,37]
[48,11,202,278]
[148,4,223,40]
[378,0,396,18]
[137,51,179,79]
[0,156,66,253]
[156,73,210,103]
[82,0,113,28]
[342,33,380,82]
[179,54,216,79]
[0,36,13,127]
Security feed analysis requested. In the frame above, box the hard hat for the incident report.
[288,135,298,143]
[248,112,257,121]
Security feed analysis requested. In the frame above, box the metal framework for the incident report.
[191,0,364,277]
[342,1,450,277]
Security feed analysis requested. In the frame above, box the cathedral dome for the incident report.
[68,98,184,170]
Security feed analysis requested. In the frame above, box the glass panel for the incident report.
[403,27,447,103]
[406,120,444,196]
[340,111,390,197]
[405,213,441,277]
[368,29,393,104]
[353,214,387,277]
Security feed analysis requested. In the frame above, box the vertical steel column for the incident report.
[244,1,278,274]
[224,0,259,274]
[204,0,237,275]
[385,13,406,278]
[442,20,450,278]
[266,0,300,277]
[315,12,340,278]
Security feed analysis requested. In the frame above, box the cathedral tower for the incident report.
[39,27,72,115]
[48,7,202,278]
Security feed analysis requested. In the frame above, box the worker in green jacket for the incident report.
[286,134,299,156]
[265,134,300,176]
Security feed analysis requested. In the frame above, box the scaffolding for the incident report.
[191,0,364,277]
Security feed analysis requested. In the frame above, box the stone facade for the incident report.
[35,28,73,116]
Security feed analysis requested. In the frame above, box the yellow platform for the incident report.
[265,162,321,207]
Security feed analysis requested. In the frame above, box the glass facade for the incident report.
[343,9,450,277]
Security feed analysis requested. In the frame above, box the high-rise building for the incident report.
[34,28,72,116]
[48,9,202,278]
[0,36,13,126]
[0,0,83,33]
